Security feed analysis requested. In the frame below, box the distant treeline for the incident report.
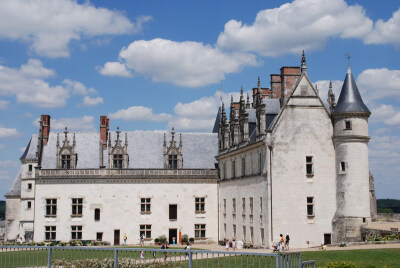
[377,199,400,213]
[0,200,5,219]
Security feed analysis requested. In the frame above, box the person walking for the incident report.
[285,234,290,251]
[140,234,145,246]
[225,239,230,251]
[161,242,168,261]
[123,233,127,246]
[232,239,236,251]
[279,234,285,252]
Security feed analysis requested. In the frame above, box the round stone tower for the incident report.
[332,67,371,243]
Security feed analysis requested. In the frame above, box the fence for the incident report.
[0,246,315,268]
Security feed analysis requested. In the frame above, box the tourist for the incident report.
[161,242,168,261]
[140,234,145,246]
[123,233,127,246]
[279,234,285,251]
[140,251,145,261]
[226,239,230,251]
[184,243,191,258]
[285,234,290,251]
[232,239,236,251]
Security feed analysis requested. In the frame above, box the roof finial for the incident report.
[257,76,261,88]
[64,127,68,139]
[345,53,351,73]
[301,50,307,74]
[240,85,243,96]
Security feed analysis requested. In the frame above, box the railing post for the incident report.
[47,247,52,268]
[114,248,118,268]
[298,253,302,268]
[276,254,280,268]
[189,250,193,268]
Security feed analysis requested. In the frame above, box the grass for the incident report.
[301,248,400,268]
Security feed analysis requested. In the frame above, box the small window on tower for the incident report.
[339,162,348,174]
[28,183,32,190]
[28,165,33,172]
[306,156,314,176]
[344,120,352,130]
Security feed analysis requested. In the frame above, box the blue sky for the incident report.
[0,0,399,199]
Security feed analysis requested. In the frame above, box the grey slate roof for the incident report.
[263,99,281,114]
[212,107,221,133]
[333,68,370,116]
[41,131,218,169]
[19,135,38,161]
[247,108,256,123]
[5,168,21,197]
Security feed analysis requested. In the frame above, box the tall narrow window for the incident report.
[307,197,314,217]
[259,153,262,174]
[233,224,236,239]
[232,160,236,178]
[168,154,178,169]
[306,156,313,176]
[242,226,246,241]
[27,183,32,190]
[223,199,226,215]
[249,197,254,222]
[61,154,71,169]
[71,226,82,240]
[260,197,263,222]
[250,227,254,244]
[169,204,177,220]
[141,198,151,214]
[242,198,246,220]
[28,164,33,172]
[113,154,123,169]
[27,201,32,209]
[241,158,246,177]
[232,198,236,215]
[94,208,100,221]
[45,199,57,217]
[195,197,205,213]
[72,198,83,217]
[260,228,265,245]
[45,226,56,241]
[140,225,152,239]
[195,224,206,238]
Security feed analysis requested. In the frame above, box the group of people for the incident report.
[122,233,145,246]
[278,233,290,251]
[225,239,236,251]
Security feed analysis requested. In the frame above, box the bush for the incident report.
[181,234,189,244]
[157,235,167,243]
[339,243,346,247]
[327,261,358,268]
[189,237,194,242]
[154,238,160,243]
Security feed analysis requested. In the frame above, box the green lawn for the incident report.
[301,248,400,268]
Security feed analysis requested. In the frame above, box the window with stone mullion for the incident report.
[168,154,178,169]
[113,154,123,169]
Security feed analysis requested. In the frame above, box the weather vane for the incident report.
[219,80,223,105]
[345,53,351,68]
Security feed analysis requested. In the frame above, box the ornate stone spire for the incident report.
[63,127,69,147]
[301,50,307,74]
[73,133,76,147]
[327,80,336,113]
[246,93,250,108]
[170,127,176,147]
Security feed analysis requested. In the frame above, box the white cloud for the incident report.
[109,106,172,122]
[97,62,132,77]
[0,126,19,138]
[0,0,149,58]
[0,160,18,166]
[33,116,96,131]
[0,99,9,109]
[217,0,372,56]
[63,79,90,95]
[357,68,400,102]
[82,96,104,107]
[364,8,400,46]
[0,60,69,107]
[116,38,258,87]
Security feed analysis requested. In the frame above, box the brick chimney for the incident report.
[280,67,301,105]
[40,115,51,146]
[270,74,281,99]
[100,116,109,149]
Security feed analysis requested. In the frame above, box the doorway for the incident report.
[169,229,177,244]
[114,229,120,245]
[324,233,331,245]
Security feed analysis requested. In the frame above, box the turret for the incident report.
[332,66,371,243]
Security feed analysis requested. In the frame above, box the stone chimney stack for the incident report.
[100,116,109,149]
[40,115,51,146]
[270,74,282,99]
[280,67,301,105]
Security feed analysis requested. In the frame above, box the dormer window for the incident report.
[61,154,71,169]
[168,154,178,169]
[56,127,77,169]
[163,128,183,169]
[113,154,123,169]
[108,127,129,169]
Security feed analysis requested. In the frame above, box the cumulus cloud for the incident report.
[364,8,400,46]
[0,160,18,166]
[109,106,172,122]
[32,116,96,131]
[0,59,69,107]
[82,96,104,107]
[107,38,258,87]
[357,68,400,102]
[217,0,372,56]
[0,0,151,58]
[63,79,93,95]
[0,126,19,138]
[97,62,132,77]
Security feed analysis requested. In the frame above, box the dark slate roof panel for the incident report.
[19,135,38,161]
[247,108,256,123]
[41,131,218,169]
[5,168,21,197]
[263,99,281,114]
[212,107,221,133]
[333,68,370,115]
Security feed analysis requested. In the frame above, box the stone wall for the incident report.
[376,213,400,222]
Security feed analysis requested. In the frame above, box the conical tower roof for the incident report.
[332,67,370,116]
[212,107,221,133]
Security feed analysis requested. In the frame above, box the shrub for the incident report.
[157,235,167,243]
[327,261,358,268]
[154,238,160,243]
[189,237,195,242]
[181,234,189,244]
[339,243,346,247]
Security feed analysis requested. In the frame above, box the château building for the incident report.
[5,53,375,248]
